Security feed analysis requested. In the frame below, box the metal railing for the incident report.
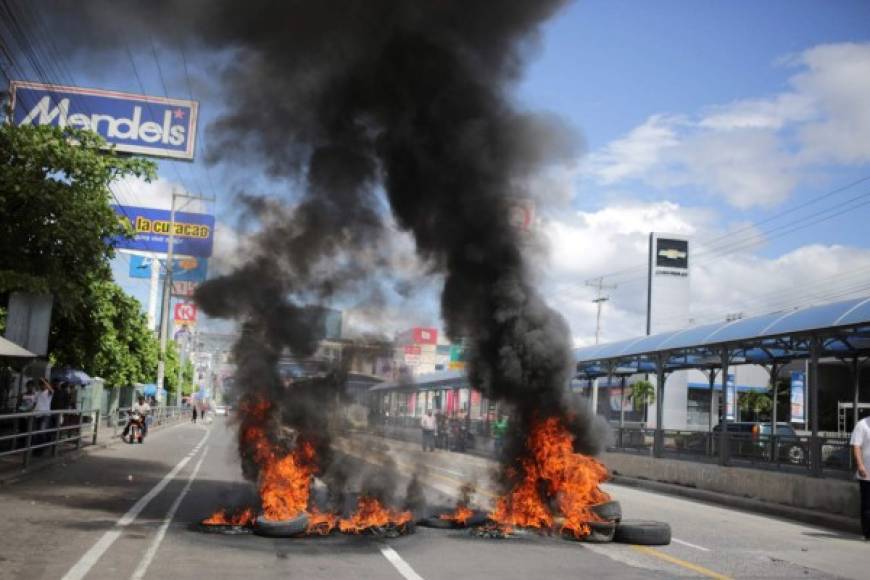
[0,406,191,469]
[0,409,99,468]
[608,426,856,478]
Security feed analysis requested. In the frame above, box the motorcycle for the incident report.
[126,411,146,444]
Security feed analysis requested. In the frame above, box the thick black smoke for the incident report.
[36,0,597,493]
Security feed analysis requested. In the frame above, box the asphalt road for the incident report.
[0,418,867,580]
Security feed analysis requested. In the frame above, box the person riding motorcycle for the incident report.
[123,395,151,442]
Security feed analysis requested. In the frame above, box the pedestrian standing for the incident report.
[851,412,870,540]
[33,379,54,450]
[420,409,436,452]
[192,405,198,423]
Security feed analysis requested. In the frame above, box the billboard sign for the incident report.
[790,371,806,424]
[174,302,197,326]
[112,205,214,257]
[9,81,198,160]
[128,255,208,282]
[171,280,199,298]
[647,233,690,334]
[725,373,736,421]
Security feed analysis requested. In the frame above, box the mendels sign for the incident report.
[9,81,198,160]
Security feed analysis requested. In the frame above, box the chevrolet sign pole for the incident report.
[156,190,214,407]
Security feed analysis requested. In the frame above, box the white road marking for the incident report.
[672,538,711,552]
[130,446,210,580]
[60,430,210,580]
[379,544,425,580]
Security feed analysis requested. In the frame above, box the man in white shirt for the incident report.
[33,379,54,447]
[123,396,152,440]
[850,413,870,539]
[420,410,436,452]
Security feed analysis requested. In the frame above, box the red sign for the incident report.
[174,302,197,325]
[404,345,422,356]
[413,327,438,345]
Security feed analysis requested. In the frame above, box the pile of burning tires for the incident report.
[417,500,671,546]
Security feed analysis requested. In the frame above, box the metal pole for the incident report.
[719,347,729,466]
[809,336,821,475]
[654,354,666,458]
[147,253,160,330]
[769,363,778,464]
[619,375,626,448]
[853,357,861,429]
[156,191,178,396]
[708,368,716,456]
[92,410,100,445]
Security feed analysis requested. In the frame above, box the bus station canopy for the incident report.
[369,369,466,393]
[575,296,870,377]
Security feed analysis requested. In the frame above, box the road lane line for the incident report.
[672,538,711,552]
[379,544,425,580]
[130,445,210,580]
[60,430,210,580]
[632,546,731,579]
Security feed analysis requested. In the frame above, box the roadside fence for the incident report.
[0,406,191,469]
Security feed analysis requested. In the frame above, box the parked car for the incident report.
[712,422,807,465]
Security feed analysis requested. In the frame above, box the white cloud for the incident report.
[584,42,870,208]
[585,115,682,185]
[793,43,870,164]
[536,201,870,346]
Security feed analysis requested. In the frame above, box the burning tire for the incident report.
[562,520,616,543]
[589,500,622,523]
[583,520,616,543]
[418,509,489,529]
[253,513,310,537]
[613,520,671,546]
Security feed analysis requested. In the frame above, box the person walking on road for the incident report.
[420,409,436,452]
[192,405,198,423]
[851,412,870,539]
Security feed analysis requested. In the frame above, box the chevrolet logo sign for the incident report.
[658,248,687,260]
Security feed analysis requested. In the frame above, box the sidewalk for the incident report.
[0,411,196,484]
[347,430,863,534]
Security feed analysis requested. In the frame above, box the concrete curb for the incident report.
[609,473,863,535]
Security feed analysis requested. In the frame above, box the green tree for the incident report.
[1,123,157,386]
[162,340,197,401]
[51,280,158,388]
[739,391,772,422]
[0,124,155,310]
[630,379,656,409]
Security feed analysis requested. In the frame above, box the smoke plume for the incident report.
[36,0,596,496]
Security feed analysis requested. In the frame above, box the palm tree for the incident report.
[739,391,772,422]
[630,380,656,423]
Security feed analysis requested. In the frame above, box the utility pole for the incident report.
[585,276,617,417]
[586,277,617,345]
[156,190,214,408]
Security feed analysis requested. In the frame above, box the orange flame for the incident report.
[490,416,610,537]
[307,507,339,535]
[439,504,474,525]
[202,507,255,527]
[338,497,412,534]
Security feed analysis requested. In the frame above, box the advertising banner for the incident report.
[790,371,806,424]
[128,255,208,282]
[173,302,197,326]
[10,81,198,160]
[725,373,736,421]
[171,280,199,298]
[112,205,214,257]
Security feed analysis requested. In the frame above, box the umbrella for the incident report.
[51,368,92,386]
[142,384,157,396]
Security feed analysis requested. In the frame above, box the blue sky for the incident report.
[11,1,870,342]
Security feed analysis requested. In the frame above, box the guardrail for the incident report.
[609,427,856,478]
[0,406,191,469]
